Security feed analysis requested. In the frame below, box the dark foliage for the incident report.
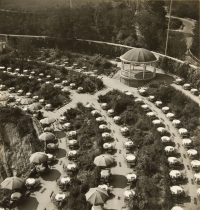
[101,90,174,209]
[62,104,103,210]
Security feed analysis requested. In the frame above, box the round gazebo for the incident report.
[120,48,158,87]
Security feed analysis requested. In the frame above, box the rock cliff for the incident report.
[0,107,44,182]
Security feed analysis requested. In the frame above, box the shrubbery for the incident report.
[155,57,200,88]
[147,84,200,156]
[98,90,174,210]
[0,53,105,106]
[62,103,105,210]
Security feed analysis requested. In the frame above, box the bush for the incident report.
[101,90,175,210]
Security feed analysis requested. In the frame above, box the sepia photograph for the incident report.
[0,0,199,210]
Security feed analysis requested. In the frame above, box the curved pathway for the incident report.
[166,15,198,64]
[100,75,199,210]
[41,77,199,210]
[7,72,198,209]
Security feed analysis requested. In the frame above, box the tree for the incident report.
[167,32,187,60]
[8,37,36,73]
[136,10,167,51]
[144,0,166,19]
[190,21,200,59]
[171,1,199,20]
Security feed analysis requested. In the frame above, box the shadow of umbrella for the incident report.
[41,169,61,181]
[18,196,39,210]
[110,174,127,188]
[52,148,66,159]
[54,131,66,138]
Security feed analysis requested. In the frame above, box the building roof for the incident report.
[120,48,157,63]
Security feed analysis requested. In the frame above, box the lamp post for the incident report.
[165,0,173,55]
[70,0,72,8]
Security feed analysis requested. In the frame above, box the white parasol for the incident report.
[169,170,181,179]
[146,112,155,117]
[165,146,175,152]
[179,128,188,135]
[152,119,161,125]
[191,160,200,168]
[182,138,192,146]
[126,154,136,162]
[187,149,197,156]
[168,157,178,164]
[170,186,183,194]
[126,173,136,181]
[157,127,166,133]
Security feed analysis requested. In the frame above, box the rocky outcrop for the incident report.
[0,108,44,182]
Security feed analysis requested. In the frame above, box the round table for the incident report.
[55,193,66,201]
[98,184,108,191]
[11,192,22,201]
[47,153,53,160]
[60,177,70,184]
[26,178,36,186]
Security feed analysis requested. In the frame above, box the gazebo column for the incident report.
[122,61,124,76]
[143,64,146,79]
[153,66,156,77]
[129,63,131,78]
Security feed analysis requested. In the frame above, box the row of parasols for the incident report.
[1,67,85,91]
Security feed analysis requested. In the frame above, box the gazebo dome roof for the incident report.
[120,48,157,63]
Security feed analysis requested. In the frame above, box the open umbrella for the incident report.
[135,98,143,103]
[39,132,55,141]
[170,186,183,194]
[155,101,162,106]
[40,117,56,125]
[152,119,162,125]
[126,154,136,162]
[124,189,135,198]
[126,173,137,181]
[91,110,100,116]
[179,128,188,135]
[187,149,197,157]
[113,116,121,122]
[148,95,155,101]
[20,98,33,105]
[103,143,112,149]
[29,103,42,112]
[85,187,108,205]
[169,170,181,179]
[29,152,48,164]
[125,141,134,147]
[1,177,24,190]
[94,154,114,167]
[168,157,178,164]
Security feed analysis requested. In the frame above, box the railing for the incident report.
[188,48,200,64]
[0,33,199,70]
